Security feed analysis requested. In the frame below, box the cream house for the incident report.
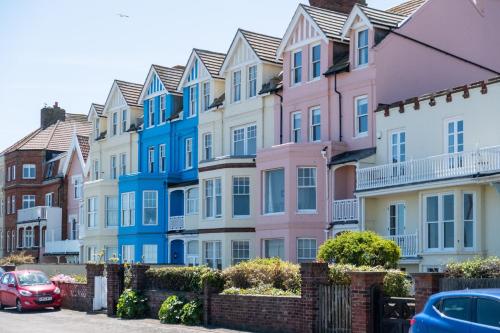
[0,155,4,258]
[82,80,142,262]
[196,29,282,268]
[357,77,500,272]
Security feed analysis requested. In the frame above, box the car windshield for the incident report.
[17,272,51,286]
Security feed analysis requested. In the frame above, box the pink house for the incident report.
[255,0,500,263]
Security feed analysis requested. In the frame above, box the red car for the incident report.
[0,270,61,312]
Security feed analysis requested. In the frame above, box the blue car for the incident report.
[411,289,500,332]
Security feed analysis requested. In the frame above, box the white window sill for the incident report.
[354,64,369,71]
[142,223,159,227]
[297,210,318,215]
[233,215,251,219]
[262,212,285,216]
[354,133,369,139]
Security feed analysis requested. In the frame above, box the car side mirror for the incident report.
[7,283,15,288]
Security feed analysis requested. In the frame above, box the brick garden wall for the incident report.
[145,290,199,319]
[209,294,305,333]
[59,282,90,312]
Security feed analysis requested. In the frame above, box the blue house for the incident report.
[118,64,196,264]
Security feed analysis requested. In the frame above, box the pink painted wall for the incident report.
[66,150,84,240]
[376,0,500,104]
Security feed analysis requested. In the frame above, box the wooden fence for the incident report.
[440,278,500,291]
[318,284,352,333]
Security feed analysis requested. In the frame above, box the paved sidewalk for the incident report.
[0,308,249,333]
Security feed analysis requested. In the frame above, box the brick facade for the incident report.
[349,271,386,333]
[412,272,444,314]
[106,263,124,316]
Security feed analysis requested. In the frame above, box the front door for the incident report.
[170,240,184,265]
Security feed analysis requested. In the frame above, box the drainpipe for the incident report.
[275,92,284,144]
[334,72,343,142]
[321,146,329,241]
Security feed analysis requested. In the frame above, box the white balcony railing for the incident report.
[333,199,358,222]
[357,146,500,191]
[17,206,49,222]
[45,239,81,255]
[386,233,418,258]
[168,216,185,231]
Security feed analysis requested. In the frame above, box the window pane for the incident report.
[476,298,500,328]
[247,125,257,155]
[441,298,471,321]
[233,177,250,217]
[443,195,454,220]
[426,196,438,221]
[265,239,284,260]
[265,169,285,214]
[428,223,438,249]
[444,222,454,248]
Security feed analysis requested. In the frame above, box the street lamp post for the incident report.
[37,216,42,263]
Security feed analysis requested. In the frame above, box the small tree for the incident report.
[317,231,400,268]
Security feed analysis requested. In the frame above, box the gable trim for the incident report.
[341,5,374,40]
[220,30,260,75]
[62,132,86,176]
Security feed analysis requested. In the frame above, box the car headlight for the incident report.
[19,290,33,297]
[54,287,61,294]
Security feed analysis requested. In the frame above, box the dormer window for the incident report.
[112,112,118,136]
[94,118,100,140]
[232,70,241,103]
[121,109,128,133]
[311,45,321,80]
[292,50,302,85]
[148,99,155,127]
[202,82,210,112]
[160,95,166,123]
[189,86,197,117]
[248,66,257,98]
[357,29,369,67]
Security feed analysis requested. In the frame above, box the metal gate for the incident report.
[318,284,352,333]
[378,296,415,333]
[93,276,107,311]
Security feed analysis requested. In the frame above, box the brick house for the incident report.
[1,103,91,262]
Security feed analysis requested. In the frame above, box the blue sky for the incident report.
[0,0,403,151]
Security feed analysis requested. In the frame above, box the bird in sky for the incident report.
[117,13,130,18]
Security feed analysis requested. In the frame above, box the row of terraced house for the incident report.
[1,0,500,273]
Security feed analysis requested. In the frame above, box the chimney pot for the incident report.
[309,0,366,13]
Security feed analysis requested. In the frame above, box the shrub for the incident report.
[116,289,149,319]
[221,284,300,296]
[159,295,185,324]
[146,266,223,293]
[445,257,500,279]
[222,258,301,293]
[51,274,76,284]
[317,231,400,268]
[180,300,203,326]
[328,264,411,297]
[0,251,35,266]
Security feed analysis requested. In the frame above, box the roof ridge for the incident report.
[44,120,61,150]
[193,48,226,56]
[115,79,143,87]
[238,28,282,41]
[357,3,407,17]
[0,128,42,155]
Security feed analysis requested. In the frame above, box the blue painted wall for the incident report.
[117,72,199,264]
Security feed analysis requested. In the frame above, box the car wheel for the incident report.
[16,299,23,313]
[0,299,4,310]
[53,306,61,311]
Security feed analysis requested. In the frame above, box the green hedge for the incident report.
[145,266,223,293]
[158,295,202,326]
[116,289,149,319]
[329,264,412,297]
[222,258,301,293]
[222,284,299,296]
[445,257,500,279]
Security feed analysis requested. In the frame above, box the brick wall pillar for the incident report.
[85,264,104,312]
[106,263,125,316]
[130,264,150,292]
[300,262,330,333]
[412,273,444,314]
[349,271,386,333]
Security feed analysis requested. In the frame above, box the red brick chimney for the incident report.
[309,0,366,13]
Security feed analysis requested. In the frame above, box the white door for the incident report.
[93,276,107,311]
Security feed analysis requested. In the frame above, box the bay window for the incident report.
[204,178,222,218]
[185,138,193,169]
[203,241,222,269]
[297,167,317,212]
[143,191,158,225]
[148,147,155,173]
[425,194,455,250]
[22,164,36,179]
[186,187,199,215]
[203,133,212,160]
[110,155,117,180]
[87,197,98,228]
[233,176,250,217]
[142,244,158,264]
[264,239,285,260]
[297,238,317,263]
[264,169,285,214]
[105,196,118,227]
[232,124,256,156]
[463,193,475,249]
[121,192,135,227]
[122,245,135,263]
[120,153,127,176]
[232,240,250,265]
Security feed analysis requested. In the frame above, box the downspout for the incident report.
[275,92,284,144]
[321,147,329,241]
[334,72,342,142]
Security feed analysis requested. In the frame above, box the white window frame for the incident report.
[388,202,406,236]
[22,195,35,209]
[73,176,83,199]
[204,178,222,219]
[148,98,155,127]
[355,96,369,137]
[112,112,118,136]
[463,192,476,250]
[231,124,257,156]
[232,176,250,218]
[93,159,100,180]
[356,29,369,67]
[142,244,158,264]
[424,193,455,252]
[121,109,128,133]
[309,107,321,142]
[445,118,464,155]
[263,238,285,260]
[291,49,302,85]
[87,246,97,262]
[122,245,135,263]
[110,155,117,180]
[202,81,211,112]
[121,192,135,227]
[148,147,155,173]
[297,238,317,263]
[160,94,166,124]
[22,164,36,179]
[142,190,158,226]
[232,70,242,103]
[297,167,317,213]
[185,138,193,169]
[159,144,166,173]
[87,197,98,229]
[189,85,197,117]
[232,240,250,265]
[119,153,127,176]
[203,133,213,161]
[45,192,53,207]
[248,65,257,98]
[291,112,301,143]
[186,187,199,215]
[263,168,285,215]
[203,240,222,270]
[310,44,321,80]
[105,195,118,228]
[94,118,100,140]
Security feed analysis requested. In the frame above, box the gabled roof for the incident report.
[138,65,185,104]
[195,49,226,79]
[61,131,90,176]
[277,4,348,57]
[2,115,91,154]
[178,48,226,90]
[115,80,143,107]
[77,135,90,161]
[387,0,427,16]
[88,103,105,120]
